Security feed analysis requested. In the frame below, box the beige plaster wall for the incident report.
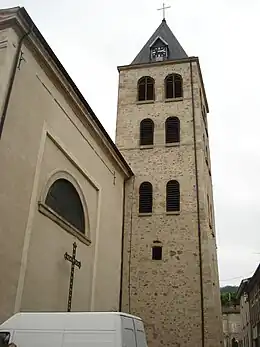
[0,24,126,322]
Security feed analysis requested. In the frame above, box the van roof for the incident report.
[0,312,142,331]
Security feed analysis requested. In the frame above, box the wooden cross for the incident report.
[64,242,81,312]
[157,3,171,20]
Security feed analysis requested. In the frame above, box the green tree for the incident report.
[220,292,238,307]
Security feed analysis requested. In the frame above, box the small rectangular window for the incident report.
[152,246,162,260]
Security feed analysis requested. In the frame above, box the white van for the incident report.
[0,312,148,347]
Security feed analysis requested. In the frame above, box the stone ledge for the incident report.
[165,97,183,103]
[165,142,180,148]
[166,211,180,216]
[138,213,153,217]
[140,145,154,150]
[136,100,155,105]
[38,202,91,246]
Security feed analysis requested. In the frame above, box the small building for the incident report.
[222,305,240,347]
[236,278,251,347]
[245,265,260,346]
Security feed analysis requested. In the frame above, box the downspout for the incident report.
[119,175,135,313]
[127,176,135,312]
[190,60,205,347]
[0,24,33,140]
[119,177,127,311]
[248,293,253,347]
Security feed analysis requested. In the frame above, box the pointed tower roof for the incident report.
[131,19,188,65]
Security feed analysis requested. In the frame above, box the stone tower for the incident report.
[116,19,223,347]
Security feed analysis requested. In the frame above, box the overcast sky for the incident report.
[2,0,260,287]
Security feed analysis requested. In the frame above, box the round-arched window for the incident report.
[45,178,85,233]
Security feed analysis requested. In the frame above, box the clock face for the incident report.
[151,46,167,61]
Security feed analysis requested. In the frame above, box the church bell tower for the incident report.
[116,17,223,347]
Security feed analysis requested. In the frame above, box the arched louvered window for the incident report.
[140,118,154,146]
[45,178,85,233]
[165,74,183,99]
[166,180,180,212]
[138,76,155,101]
[139,182,153,213]
[165,117,180,143]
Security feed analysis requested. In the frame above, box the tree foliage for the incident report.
[220,286,238,294]
[220,291,239,307]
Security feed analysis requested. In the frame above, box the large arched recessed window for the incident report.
[138,76,155,101]
[166,180,180,212]
[165,74,183,99]
[45,178,85,233]
[165,117,180,144]
[139,182,153,213]
[140,118,154,146]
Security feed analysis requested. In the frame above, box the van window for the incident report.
[123,328,136,347]
[0,332,10,347]
[135,329,147,347]
[133,320,148,347]
[122,317,137,347]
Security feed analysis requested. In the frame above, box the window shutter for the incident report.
[165,75,174,99]
[139,182,153,213]
[138,77,154,101]
[174,74,183,98]
[140,119,154,146]
[138,81,146,101]
[165,117,180,143]
[146,78,154,100]
[166,180,180,212]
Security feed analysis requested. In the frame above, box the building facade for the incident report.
[0,6,223,347]
[0,7,132,323]
[116,19,223,347]
[237,266,260,347]
[222,306,240,347]
[237,278,251,347]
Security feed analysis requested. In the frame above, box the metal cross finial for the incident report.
[64,242,81,312]
[157,3,171,20]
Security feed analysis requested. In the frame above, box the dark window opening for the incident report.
[165,117,180,143]
[138,77,155,101]
[140,118,154,146]
[199,89,203,109]
[152,246,162,260]
[45,178,85,233]
[165,74,183,99]
[166,180,180,212]
[202,105,208,136]
[139,182,153,213]
[207,194,212,228]
[0,332,10,346]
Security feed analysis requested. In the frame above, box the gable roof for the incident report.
[0,6,133,177]
[132,19,188,65]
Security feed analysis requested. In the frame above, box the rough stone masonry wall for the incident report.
[195,77,223,346]
[116,60,223,347]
